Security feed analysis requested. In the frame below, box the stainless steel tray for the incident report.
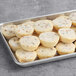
[0,10,76,67]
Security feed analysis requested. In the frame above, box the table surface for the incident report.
[0,0,76,76]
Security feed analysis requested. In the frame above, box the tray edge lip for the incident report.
[0,9,76,25]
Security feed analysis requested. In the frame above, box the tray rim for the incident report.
[0,9,76,25]
[0,9,76,67]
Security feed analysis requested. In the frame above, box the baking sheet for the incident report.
[0,9,76,67]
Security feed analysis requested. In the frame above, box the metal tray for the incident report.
[0,10,76,67]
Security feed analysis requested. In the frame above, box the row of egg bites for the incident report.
[1,12,76,63]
